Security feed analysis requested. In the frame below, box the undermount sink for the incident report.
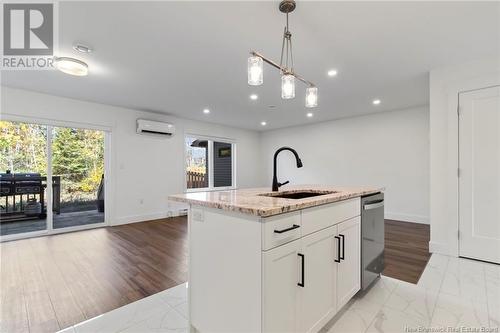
[259,190,338,200]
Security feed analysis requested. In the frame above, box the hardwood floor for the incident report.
[0,217,187,333]
[383,219,431,284]
[0,216,430,332]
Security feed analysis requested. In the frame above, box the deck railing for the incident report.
[187,171,207,189]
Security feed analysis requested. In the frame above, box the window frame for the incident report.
[184,134,236,193]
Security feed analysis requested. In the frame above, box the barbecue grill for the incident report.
[0,172,61,222]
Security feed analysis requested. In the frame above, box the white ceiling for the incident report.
[2,1,499,130]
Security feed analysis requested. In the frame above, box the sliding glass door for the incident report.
[51,126,105,229]
[0,120,108,239]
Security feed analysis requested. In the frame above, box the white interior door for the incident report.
[459,86,500,264]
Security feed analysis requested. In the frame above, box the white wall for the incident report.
[429,58,500,256]
[260,106,430,224]
[0,86,264,225]
[0,87,433,228]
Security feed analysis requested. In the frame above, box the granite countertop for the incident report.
[168,185,383,217]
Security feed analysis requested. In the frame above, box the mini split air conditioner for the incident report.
[136,119,175,137]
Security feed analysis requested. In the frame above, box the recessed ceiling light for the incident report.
[307,112,313,118]
[250,94,258,100]
[203,108,210,114]
[53,57,88,76]
[261,121,267,126]
[327,69,338,77]
[372,99,381,105]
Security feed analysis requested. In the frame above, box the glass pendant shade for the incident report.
[248,56,263,85]
[305,86,318,108]
[281,74,295,99]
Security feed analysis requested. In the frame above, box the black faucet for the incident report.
[272,147,303,191]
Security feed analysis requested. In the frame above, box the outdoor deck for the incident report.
[0,210,104,236]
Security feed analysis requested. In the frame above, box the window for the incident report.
[185,136,234,190]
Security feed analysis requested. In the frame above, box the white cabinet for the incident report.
[336,217,361,310]
[263,239,302,333]
[300,225,338,332]
[188,197,363,333]
[262,217,361,333]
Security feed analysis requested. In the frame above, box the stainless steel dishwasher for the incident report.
[361,193,385,290]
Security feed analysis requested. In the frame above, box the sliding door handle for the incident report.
[339,234,345,260]
[334,236,341,263]
[298,253,305,287]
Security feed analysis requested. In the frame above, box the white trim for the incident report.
[112,210,186,226]
[208,139,214,188]
[0,222,107,242]
[232,142,238,189]
[430,63,500,257]
[1,229,49,242]
[385,212,429,224]
[184,134,237,193]
[186,186,236,193]
[1,112,112,132]
[104,131,112,227]
[0,118,111,240]
[47,125,54,233]
[50,222,107,235]
[429,241,458,257]
[184,133,236,144]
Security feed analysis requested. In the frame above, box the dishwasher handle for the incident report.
[363,200,384,210]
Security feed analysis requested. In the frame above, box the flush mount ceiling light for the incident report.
[203,108,210,114]
[53,57,88,76]
[250,94,258,100]
[248,0,317,108]
[372,99,381,105]
[261,121,267,126]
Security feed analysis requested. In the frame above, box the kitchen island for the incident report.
[169,185,382,333]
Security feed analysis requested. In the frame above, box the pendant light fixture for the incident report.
[248,56,263,85]
[248,0,317,107]
[305,86,318,108]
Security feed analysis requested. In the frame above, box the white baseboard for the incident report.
[429,241,457,257]
[385,212,429,224]
[112,209,187,226]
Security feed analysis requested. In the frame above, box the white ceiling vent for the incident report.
[136,119,175,137]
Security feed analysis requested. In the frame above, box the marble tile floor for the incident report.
[57,254,499,333]
[56,283,189,333]
[324,254,500,333]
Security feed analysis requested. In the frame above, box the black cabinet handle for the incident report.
[274,224,300,234]
[334,236,341,263]
[339,234,345,260]
[298,253,305,287]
